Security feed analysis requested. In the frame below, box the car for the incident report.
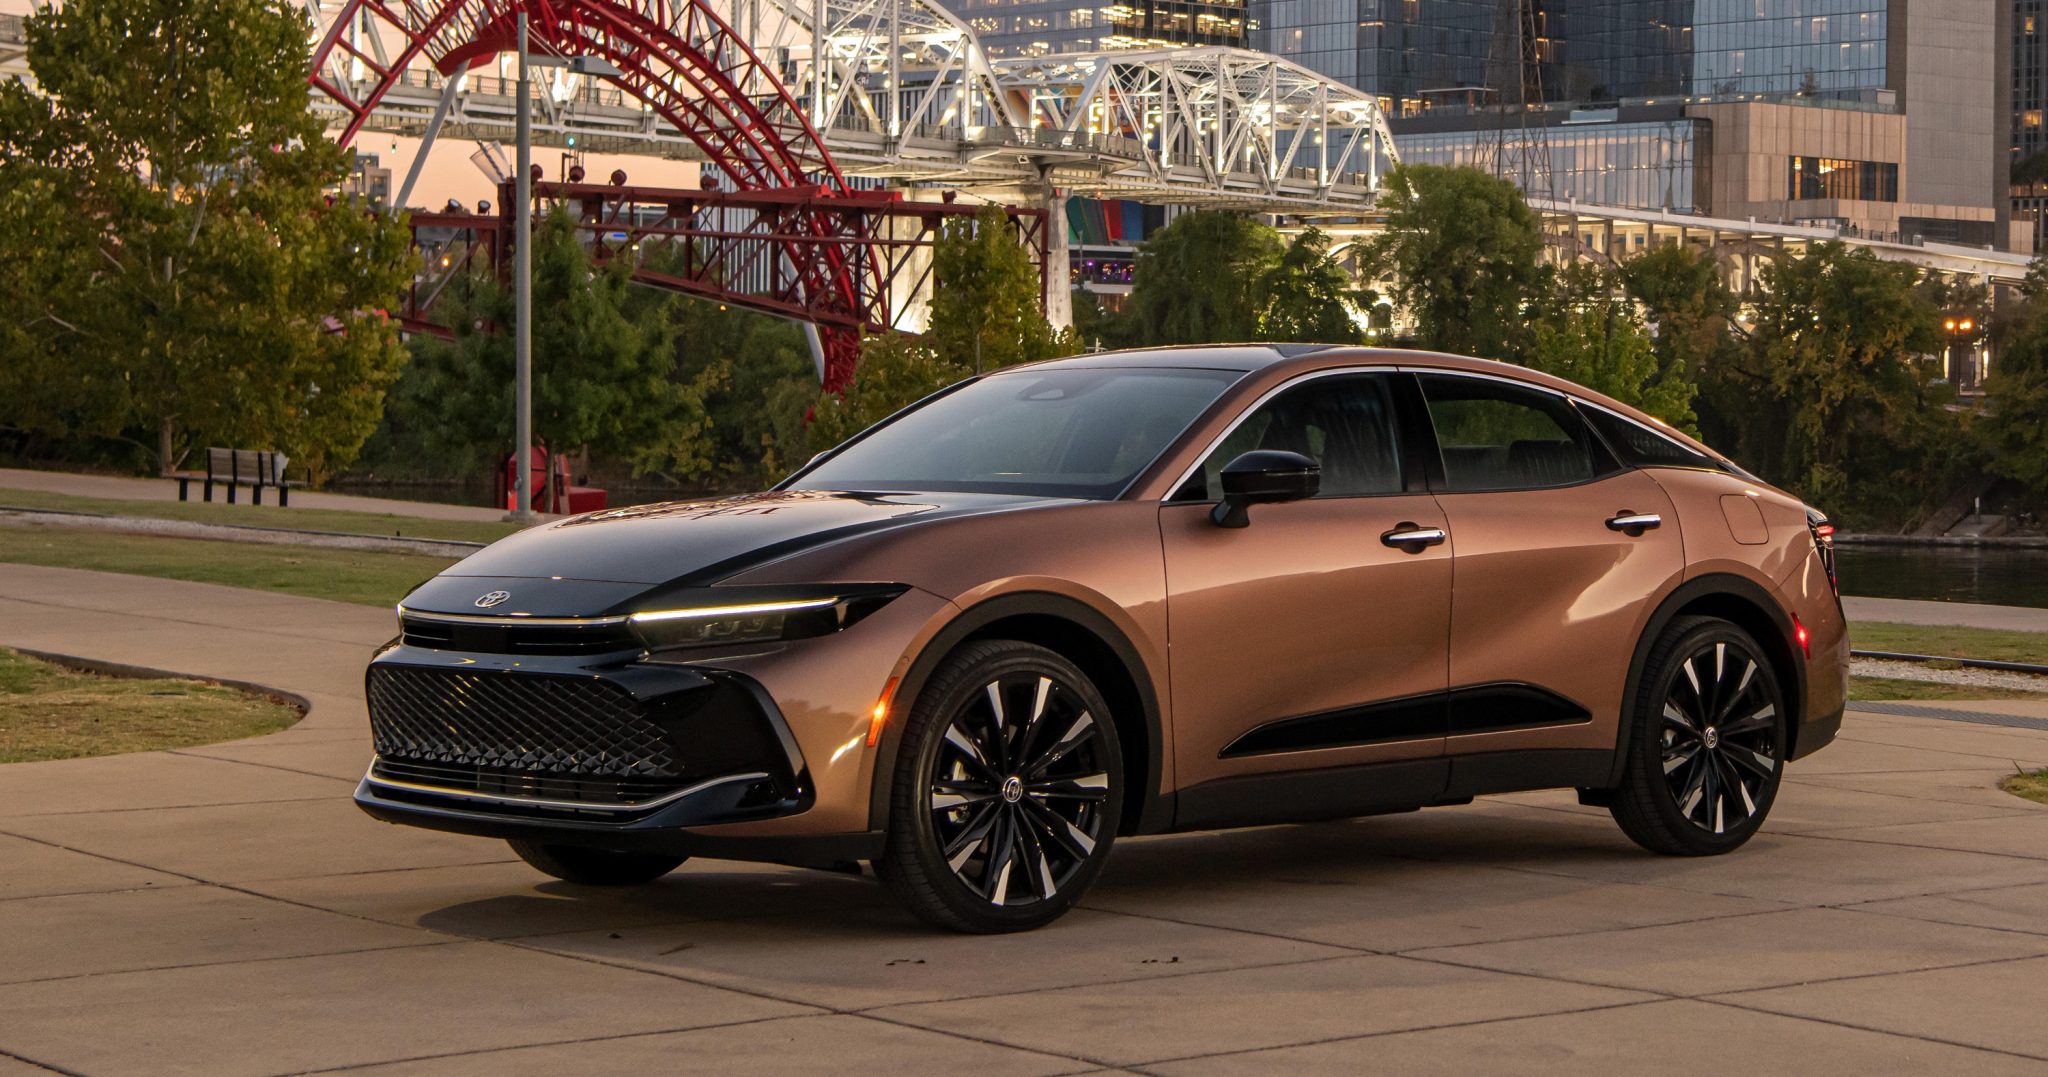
[356,344,1849,932]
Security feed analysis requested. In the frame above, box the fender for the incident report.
[1604,572,1807,788]
[866,591,1172,836]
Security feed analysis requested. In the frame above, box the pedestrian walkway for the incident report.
[4,563,2048,1075]
[0,466,506,523]
[1843,595,2048,632]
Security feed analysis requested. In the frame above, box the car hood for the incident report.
[402,489,1068,617]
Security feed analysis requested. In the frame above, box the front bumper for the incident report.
[354,642,882,866]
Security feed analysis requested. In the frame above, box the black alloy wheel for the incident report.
[1610,616,1788,856]
[877,640,1123,932]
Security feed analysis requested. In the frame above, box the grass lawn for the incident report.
[0,525,459,607]
[2002,770,2048,807]
[0,485,522,545]
[0,647,301,763]
[1848,675,2048,702]
[1849,622,2048,666]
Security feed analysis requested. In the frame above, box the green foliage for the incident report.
[1979,256,2048,501]
[0,0,415,481]
[371,216,719,481]
[666,295,818,486]
[1368,164,1544,359]
[806,332,968,451]
[928,205,1064,373]
[1525,265,1697,430]
[1124,211,1284,344]
[1255,228,1364,343]
[808,207,1070,450]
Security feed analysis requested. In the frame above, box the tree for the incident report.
[805,332,967,451]
[667,298,818,486]
[1124,210,1283,345]
[1980,256,2048,502]
[927,204,1064,373]
[1367,164,1544,360]
[375,214,718,480]
[1525,265,1697,430]
[806,206,1068,448]
[1255,228,1364,343]
[0,0,415,480]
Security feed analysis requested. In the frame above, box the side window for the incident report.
[1582,406,1719,471]
[1418,374,1601,492]
[1180,375,1405,500]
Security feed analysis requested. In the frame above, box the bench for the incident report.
[167,448,303,506]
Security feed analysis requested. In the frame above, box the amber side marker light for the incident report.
[867,677,901,747]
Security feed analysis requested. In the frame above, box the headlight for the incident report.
[627,586,906,652]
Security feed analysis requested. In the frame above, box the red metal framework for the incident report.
[404,180,1050,378]
[311,0,887,385]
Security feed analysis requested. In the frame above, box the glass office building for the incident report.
[1397,118,1703,211]
[1690,0,1887,98]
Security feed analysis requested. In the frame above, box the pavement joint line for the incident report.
[1827,900,2048,940]
[248,856,524,884]
[0,592,384,647]
[0,882,197,906]
[1074,899,1398,954]
[1774,824,2048,863]
[162,747,363,785]
[1785,807,2043,835]
[1,794,347,819]
[1695,990,2048,1065]
[0,938,466,989]
[1832,733,2048,770]
[271,1012,851,1076]
[0,1045,84,1077]
[838,951,1373,1015]
[1107,997,1667,1073]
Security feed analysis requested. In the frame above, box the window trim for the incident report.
[1405,368,1623,495]
[1573,399,1731,476]
[1159,368,1419,504]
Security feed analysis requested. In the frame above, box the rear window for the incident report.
[1582,407,1720,471]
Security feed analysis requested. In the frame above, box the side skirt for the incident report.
[1168,748,1615,833]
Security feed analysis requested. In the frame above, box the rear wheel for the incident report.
[876,640,1123,933]
[508,840,686,886]
[1610,616,1788,856]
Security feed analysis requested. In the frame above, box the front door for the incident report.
[1161,372,1453,805]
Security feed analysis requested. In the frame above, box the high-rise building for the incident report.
[1257,0,2016,249]
[2014,0,2048,248]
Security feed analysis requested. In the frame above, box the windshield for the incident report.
[791,366,1242,498]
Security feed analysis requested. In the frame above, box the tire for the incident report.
[507,840,686,886]
[875,640,1125,933]
[1610,615,1789,856]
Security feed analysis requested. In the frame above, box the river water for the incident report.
[1836,545,2048,609]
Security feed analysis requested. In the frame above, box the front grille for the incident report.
[369,758,685,807]
[368,666,678,780]
[399,615,639,656]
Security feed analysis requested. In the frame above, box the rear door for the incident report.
[1413,371,1684,758]
[1160,371,1452,798]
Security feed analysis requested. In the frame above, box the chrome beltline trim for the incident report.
[397,606,630,628]
[362,763,771,813]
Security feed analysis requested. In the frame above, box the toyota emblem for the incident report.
[474,590,512,608]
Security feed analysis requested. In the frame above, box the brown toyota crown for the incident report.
[359,345,1848,932]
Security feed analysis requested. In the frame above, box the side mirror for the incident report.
[1211,450,1319,528]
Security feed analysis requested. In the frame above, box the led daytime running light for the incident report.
[628,597,839,624]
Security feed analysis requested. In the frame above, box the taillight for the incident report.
[1807,511,1838,594]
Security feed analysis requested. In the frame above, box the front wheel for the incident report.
[1609,616,1789,856]
[508,840,686,886]
[875,640,1124,933]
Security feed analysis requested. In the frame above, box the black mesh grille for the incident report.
[369,758,684,806]
[367,666,679,780]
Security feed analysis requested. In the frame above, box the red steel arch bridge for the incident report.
[297,0,1401,385]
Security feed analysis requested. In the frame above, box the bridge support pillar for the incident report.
[1031,181,1073,332]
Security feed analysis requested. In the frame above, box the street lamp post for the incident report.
[503,18,620,522]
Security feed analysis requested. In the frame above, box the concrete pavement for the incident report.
[1843,594,2048,633]
[0,467,506,523]
[4,563,2048,1075]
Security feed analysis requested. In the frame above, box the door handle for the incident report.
[1606,511,1662,535]
[1381,522,1447,550]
